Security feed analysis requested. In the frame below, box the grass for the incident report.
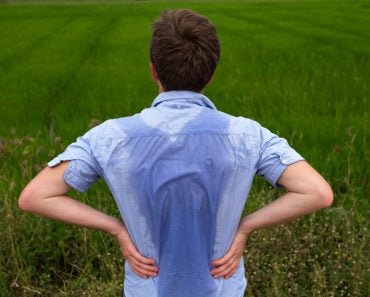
[0,0,369,296]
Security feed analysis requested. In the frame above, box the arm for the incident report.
[18,162,158,278]
[210,161,333,279]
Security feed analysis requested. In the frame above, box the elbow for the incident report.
[18,187,36,212]
[315,182,334,209]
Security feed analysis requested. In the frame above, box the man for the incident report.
[19,9,333,297]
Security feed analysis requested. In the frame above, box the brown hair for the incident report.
[150,9,221,92]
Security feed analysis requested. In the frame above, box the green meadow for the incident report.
[0,0,369,296]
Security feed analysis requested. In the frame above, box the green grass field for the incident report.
[0,0,369,296]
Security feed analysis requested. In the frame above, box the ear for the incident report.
[150,62,159,82]
[150,62,165,92]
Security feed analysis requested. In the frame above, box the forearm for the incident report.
[21,194,124,236]
[239,190,330,236]
[18,163,125,236]
[239,162,333,235]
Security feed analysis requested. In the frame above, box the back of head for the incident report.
[150,9,221,92]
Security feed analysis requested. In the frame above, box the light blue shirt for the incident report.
[49,91,303,297]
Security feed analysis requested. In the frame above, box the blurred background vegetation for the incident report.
[0,0,369,296]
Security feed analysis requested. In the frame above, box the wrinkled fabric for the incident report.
[48,91,304,297]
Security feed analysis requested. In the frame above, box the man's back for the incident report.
[55,91,301,296]
[106,91,249,296]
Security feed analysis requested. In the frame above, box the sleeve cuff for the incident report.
[48,155,92,193]
[268,153,305,187]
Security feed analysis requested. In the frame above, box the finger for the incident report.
[212,255,240,276]
[225,266,238,279]
[128,256,159,272]
[211,258,234,276]
[128,260,158,278]
[214,260,238,279]
[131,250,157,265]
[211,254,239,274]
[224,261,240,279]
[130,266,148,279]
[124,248,156,265]
[132,264,158,277]
[136,262,159,272]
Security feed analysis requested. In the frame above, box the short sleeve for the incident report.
[256,125,304,187]
[48,126,103,192]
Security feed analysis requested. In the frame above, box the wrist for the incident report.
[107,218,125,237]
[238,216,255,237]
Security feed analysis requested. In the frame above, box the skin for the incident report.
[18,65,333,280]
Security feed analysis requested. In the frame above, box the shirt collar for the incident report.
[151,91,217,110]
